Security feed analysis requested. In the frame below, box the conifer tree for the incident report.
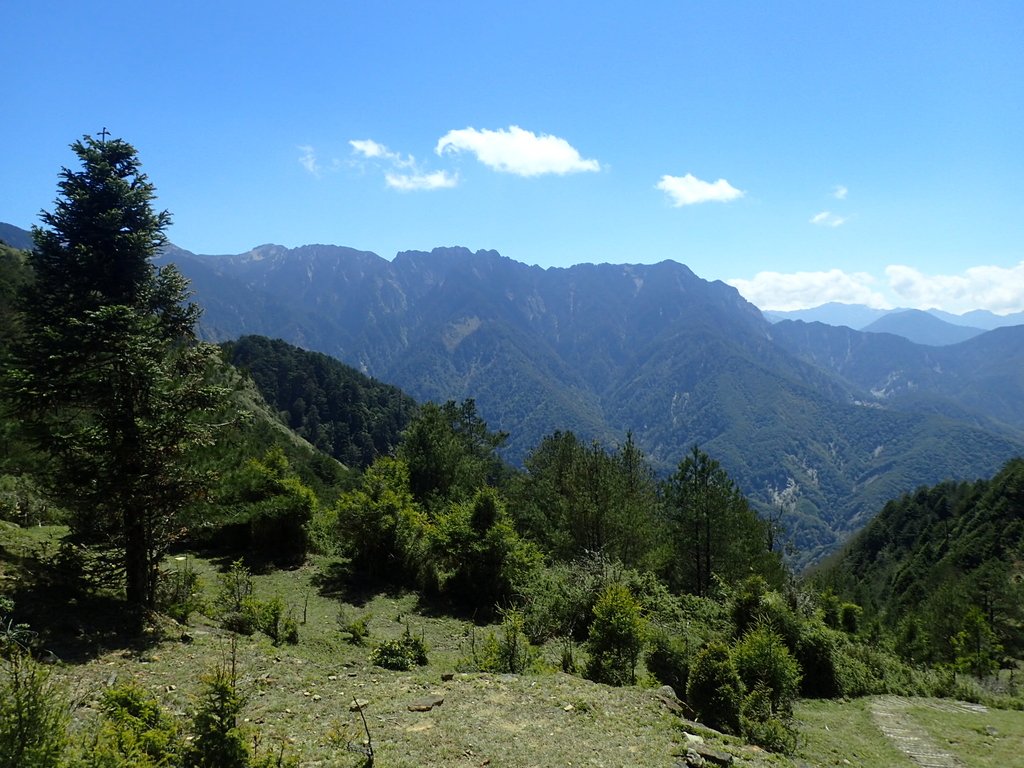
[6,133,224,611]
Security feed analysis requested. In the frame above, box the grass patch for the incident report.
[793,698,914,767]
[908,702,1024,768]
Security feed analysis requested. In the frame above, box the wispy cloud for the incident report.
[810,210,846,227]
[436,125,600,176]
[886,262,1024,314]
[832,185,848,200]
[385,170,458,191]
[298,145,339,177]
[349,138,454,192]
[727,269,889,311]
[656,173,744,207]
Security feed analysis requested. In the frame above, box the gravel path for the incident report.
[868,696,986,768]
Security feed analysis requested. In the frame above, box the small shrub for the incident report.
[646,628,690,696]
[240,596,299,646]
[186,666,249,768]
[216,560,254,618]
[585,583,645,686]
[0,650,71,768]
[82,682,181,768]
[686,642,742,734]
[740,683,798,754]
[155,557,205,624]
[370,625,428,670]
[461,610,536,674]
[337,608,372,646]
[732,627,801,716]
[795,622,843,698]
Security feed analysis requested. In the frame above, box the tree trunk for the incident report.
[124,507,151,609]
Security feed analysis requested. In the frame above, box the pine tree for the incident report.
[6,133,224,611]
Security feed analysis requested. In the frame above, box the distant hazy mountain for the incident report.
[860,309,985,346]
[765,301,1024,334]
[763,303,892,329]
[936,308,1024,330]
[147,240,1024,565]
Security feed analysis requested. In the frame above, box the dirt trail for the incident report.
[869,696,986,768]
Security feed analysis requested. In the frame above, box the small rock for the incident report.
[685,748,705,767]
[985,725,999,737]
[441,672,455,681]
[408,694,445,712]
[658,685,679,701]
[180,632,193,644]
[165,684,177,693]
[563,704,574,712]
[328,674,338,681]
[349,699,369,711]
[689,744,732,767]
[312,694,321,702]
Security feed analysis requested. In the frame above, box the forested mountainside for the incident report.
[222,335,418,470]
[817,458,1024,668]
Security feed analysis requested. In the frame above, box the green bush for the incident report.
[155,557,206,624]
[426,488,542,617]
[739,683,798,754]
[240,596,299,646]
[81,683,181,768]
[585,583,645,686]
[686,642,742,733]
[370,625,428,671]
[732,627,801,716]
[186,667,249,768]
[646,628,690,696]
[461,610,536,674]
[337,608,371,646]
[0,651,70,768]
[795,622,843,698]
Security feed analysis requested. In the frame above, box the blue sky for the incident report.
[2,1,1022,314]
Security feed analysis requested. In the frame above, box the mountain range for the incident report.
[3,222,1022,564]
[766,302,1024,341]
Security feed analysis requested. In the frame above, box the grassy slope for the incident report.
[4,527,1024,767]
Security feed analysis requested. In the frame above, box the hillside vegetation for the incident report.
[817,458,1024,671]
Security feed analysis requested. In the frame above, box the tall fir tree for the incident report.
[6,133,224,611]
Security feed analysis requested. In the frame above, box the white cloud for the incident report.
[385,170,458,192]
[349,139,390,159]
[886,262,1024,314]
[727,269,889,311]
[810,210,846,227]
[349,139,415,168]
[298,145,342,177]
[349,137,453,191]
[656,173,744,207]
[832,185,848,200]
[436,125,600,176]
[298,145,321,176]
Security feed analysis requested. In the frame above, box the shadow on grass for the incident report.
[7,578,164,664]
[309,559,498,624]
[0,527,169,663]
